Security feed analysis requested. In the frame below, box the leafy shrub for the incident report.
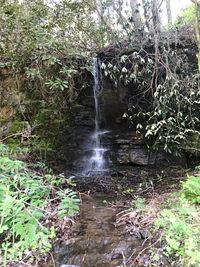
[145,75,200,155]
[181,175,200,204]
[132,197,146,209]
[156,206,200,266]
[175,4,195,28]
[0,144,80,266]
[155,173,200,266]
[58,190,80,218]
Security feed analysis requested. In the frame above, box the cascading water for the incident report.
[82,57,108,176]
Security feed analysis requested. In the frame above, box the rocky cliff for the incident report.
[1,30,197,173]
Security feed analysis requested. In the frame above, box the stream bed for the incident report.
[54,194,143,267]
[49,167,184,267]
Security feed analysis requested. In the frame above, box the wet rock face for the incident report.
[113,133,180,166]
[57,81,184,172]
[56,104,95,171]
[0,83,24,139]
[100,80,129,130]
[116,147,173,166]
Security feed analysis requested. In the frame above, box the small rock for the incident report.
[111,253,123,260]
[139,229,149,239]
[137,254,149,267]
[60,265,80,267]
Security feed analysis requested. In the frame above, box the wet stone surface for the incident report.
[55,195,142,267]
[52,167,186,267]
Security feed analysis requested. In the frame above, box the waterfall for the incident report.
[82,57,108,176]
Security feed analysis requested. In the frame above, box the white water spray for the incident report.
[82,57,108,176]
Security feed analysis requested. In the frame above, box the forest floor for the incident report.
[44,165,195,267]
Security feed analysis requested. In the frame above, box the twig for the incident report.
[50,252,56,267]
[1,132,36,142]
[122,251,127,267]
[1,132,25,141]
[111,204,130,209]
[126,249,137,264]
[129,234,163,267]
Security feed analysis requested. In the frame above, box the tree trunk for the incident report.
[142,0,152,31]
[141,0,161,32]
[130,0,142,30]
[95,0,104,22]
[151,0,161,33]
[165,0,172,25]
[193,0,200,71]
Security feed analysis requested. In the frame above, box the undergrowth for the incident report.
[155,168,200,267]
[0,144,80,266]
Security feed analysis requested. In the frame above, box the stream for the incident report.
[42,165,184,267]
[54,194,143,267]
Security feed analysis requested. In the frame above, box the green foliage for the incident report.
[137,75,199,155]
[181,175,200,204]
[175,4,196,28]
[131,197,146,209]
[156,174,200,266]
[45,78,69,91]
[58,190,80,218]
[156,206,200,266]
[0,0,118,64]
[0,144,80,265]
[25,67,42,79]
[101,52,151,88]
[0,0,102,158]
[145,75,200,155]
[195,165,200,171]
